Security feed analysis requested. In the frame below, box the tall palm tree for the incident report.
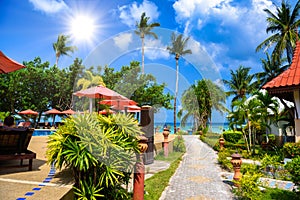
[256,0,300,64]
[223,65,257,103]
[53,34,77,67]
[135,12,160,74]
[167,32,192,133]
[256,52,288,88]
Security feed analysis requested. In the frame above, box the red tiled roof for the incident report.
[263,41,300,89]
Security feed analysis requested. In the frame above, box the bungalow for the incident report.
[263,41,300,143]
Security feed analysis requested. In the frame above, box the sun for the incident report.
[70,14,96,43]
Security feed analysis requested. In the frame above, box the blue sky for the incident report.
[0,0,285,126]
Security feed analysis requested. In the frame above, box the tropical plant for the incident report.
[53,34,77,67]
[256,0,300,64]
[47,113,142,199]
[167,32,192,133]
[285,156,300,185]
[256,52,288,88]
[178,79,226,131]
[76,70,105,90]
[135,12,160,74]
[223,65,257,104]
[102,61,173,111]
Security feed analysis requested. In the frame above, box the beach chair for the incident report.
[0,127,36,171]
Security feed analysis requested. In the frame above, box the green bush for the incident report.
[285,156,300,185]
[217,150,233,171]
[283,142,300,158]
[262,134,275,143]
[234,171,262,199]
[223,130,243,143]
[47,113,142,200]
[173,136,185,152]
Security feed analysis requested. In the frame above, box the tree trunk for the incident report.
[141,36,145,74]
[174,58,179,134]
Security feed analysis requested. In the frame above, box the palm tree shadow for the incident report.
[53,168,74,185]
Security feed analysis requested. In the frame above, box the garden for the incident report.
[200,129,300,200]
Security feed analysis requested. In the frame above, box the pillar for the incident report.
[231,152,242,186]
[133,136,148,200]
[163,127,170,157]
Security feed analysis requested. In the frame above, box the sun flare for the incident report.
[70,14,96,42]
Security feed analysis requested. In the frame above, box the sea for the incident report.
[154,122,229,134]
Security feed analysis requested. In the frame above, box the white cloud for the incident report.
[144,38,169,60]
[118,0,159,28]
[113,33,133,51]
[28,0,69,14]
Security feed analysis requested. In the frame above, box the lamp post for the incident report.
[219,137,225,150]
[231,152,242,186]
[163,127,170,157]
[133,135,148,200]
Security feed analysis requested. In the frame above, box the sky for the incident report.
[0,0,287,126]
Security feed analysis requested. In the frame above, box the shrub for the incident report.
[217,150,233,171]
[285,156,300,185]
[260,154,285,179]
[283,142,300,158]
[47,113,142,199]
[173,136,185,152]
[234,171,262,200]
[223,130,243,143]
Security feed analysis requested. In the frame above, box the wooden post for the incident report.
[163,127,170,157]
[133,136,148,200]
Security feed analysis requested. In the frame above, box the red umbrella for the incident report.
[99,109,115,115]
[0,51,25,73]
[73,85,127,99]
[18,109,38,115]
[44,108,62,126]
[62,109,76,115]
[73,85,128,112]
[99,99,138,110]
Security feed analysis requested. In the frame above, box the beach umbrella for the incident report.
[44,108,62,126]
[99,109,115,115]
[73,85,128,112]
[62,109,76,115]
[0,51,25,73]
[18,109,38,115]
[99,99,138,110]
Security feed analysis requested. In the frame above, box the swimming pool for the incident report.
[33,129,55,136]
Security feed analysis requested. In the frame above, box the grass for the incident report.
[257,188,299,200]
[144,151,185,200]
[154,151,184,162]
[200,132,220,148]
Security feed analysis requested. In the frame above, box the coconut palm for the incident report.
[256,52,288,88]
[167,32,192,133]
[135,12,160,74]
[223,65,257,103]
[53,34,77,67]
[256,0,300,64]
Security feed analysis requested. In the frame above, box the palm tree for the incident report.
[256,0,300,64]
[135,12,160,74]
[167,32,192,133]
[76,70,105,90]
[223,65,257,103]
[53,34,77,67]
[178,79,226,132]
[256,52,288,88]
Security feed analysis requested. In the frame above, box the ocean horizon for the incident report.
[154,122,229,134]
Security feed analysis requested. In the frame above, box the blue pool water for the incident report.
[33,129,55,136]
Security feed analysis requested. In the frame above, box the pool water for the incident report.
[33,129,55,136]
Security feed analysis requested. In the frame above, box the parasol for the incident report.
[62,109,76,115]
[18,109,38,115]
[73,85,128,112]
[44,108,62,126]
[0,51,26,73]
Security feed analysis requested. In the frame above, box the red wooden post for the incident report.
[163,127,170,157]
[133,136,148,200]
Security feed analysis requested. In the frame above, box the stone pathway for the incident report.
[160,135,234,200]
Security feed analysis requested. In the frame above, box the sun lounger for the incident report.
[0,127,36,171]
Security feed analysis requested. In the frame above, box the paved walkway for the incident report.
[160,135,234,200]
